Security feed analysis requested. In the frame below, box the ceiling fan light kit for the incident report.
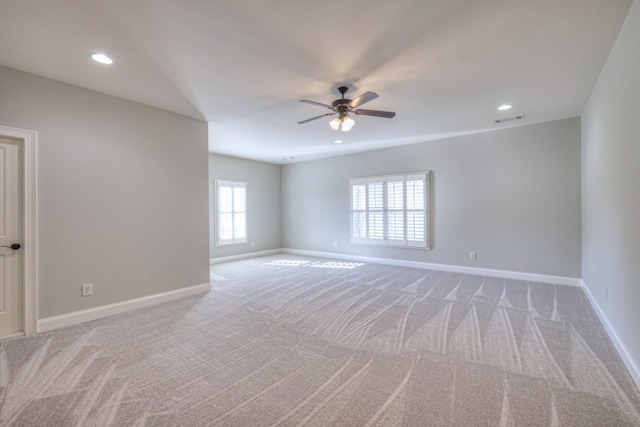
[298,86,395,132]
[341,116,355,131]
[329,116,342,130]
[329,113,355,132]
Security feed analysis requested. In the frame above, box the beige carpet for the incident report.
[1,254,639,426]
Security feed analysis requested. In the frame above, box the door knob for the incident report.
[1,243,21,250]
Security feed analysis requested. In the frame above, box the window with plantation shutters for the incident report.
[215,180,247,246]
[350,172,430,248]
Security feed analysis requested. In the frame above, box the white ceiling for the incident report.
[0,0,632,164]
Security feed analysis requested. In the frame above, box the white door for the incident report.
[0,137,23,337]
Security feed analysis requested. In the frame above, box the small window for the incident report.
[215,180,247,246]
[350,172,430,248]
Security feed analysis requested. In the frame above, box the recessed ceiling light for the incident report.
[91,53,113,65]
[498,104,512,111]
[334,140,342,144]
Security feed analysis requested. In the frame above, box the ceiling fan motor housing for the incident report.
[332,99,352,109]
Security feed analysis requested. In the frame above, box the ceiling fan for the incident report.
[298,86,396,132]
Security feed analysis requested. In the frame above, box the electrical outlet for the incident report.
[251,241,255,247]
[82,283,93,297]
[469,251,476,260]
[334,241,338,248]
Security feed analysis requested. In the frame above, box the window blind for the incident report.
[350,172,430,249]
[216,180,247,246]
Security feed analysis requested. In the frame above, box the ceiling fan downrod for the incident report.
[332,86,352,110]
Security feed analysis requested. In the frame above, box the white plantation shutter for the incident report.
[218,186,234,241]
[352,182,367,210]
[406,174,427,247]
[368,178,385,243]
[350,171,430,248]
[386,176,405,245]
[233,186,247,240]
[350,180,368,243]
[216,180,247,245]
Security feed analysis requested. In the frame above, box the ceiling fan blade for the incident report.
[299,100,333,109]
[354,109,396,118]
[298,112,336,124]
[348,91,378,108]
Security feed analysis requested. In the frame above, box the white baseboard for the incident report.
[0,332,26,342]
[281,248,582,287]
[581,279,640,390]
[38,282,211,333]
[210,248,282,265]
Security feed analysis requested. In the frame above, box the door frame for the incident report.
[0,125,37,336]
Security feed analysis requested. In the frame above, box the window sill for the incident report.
[350,241,431,250]
[215,241,248,247]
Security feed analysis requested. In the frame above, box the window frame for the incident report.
[350,171,430,249]
[215,179,248,247]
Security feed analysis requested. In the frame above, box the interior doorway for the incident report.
[0,125,37,338]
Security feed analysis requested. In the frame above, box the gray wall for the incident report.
[209,153,282,258]
[582,1,640,375]
[283,118,582,278]
[0,65,210,319]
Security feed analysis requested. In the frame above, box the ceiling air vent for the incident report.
[495,114,525,124]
